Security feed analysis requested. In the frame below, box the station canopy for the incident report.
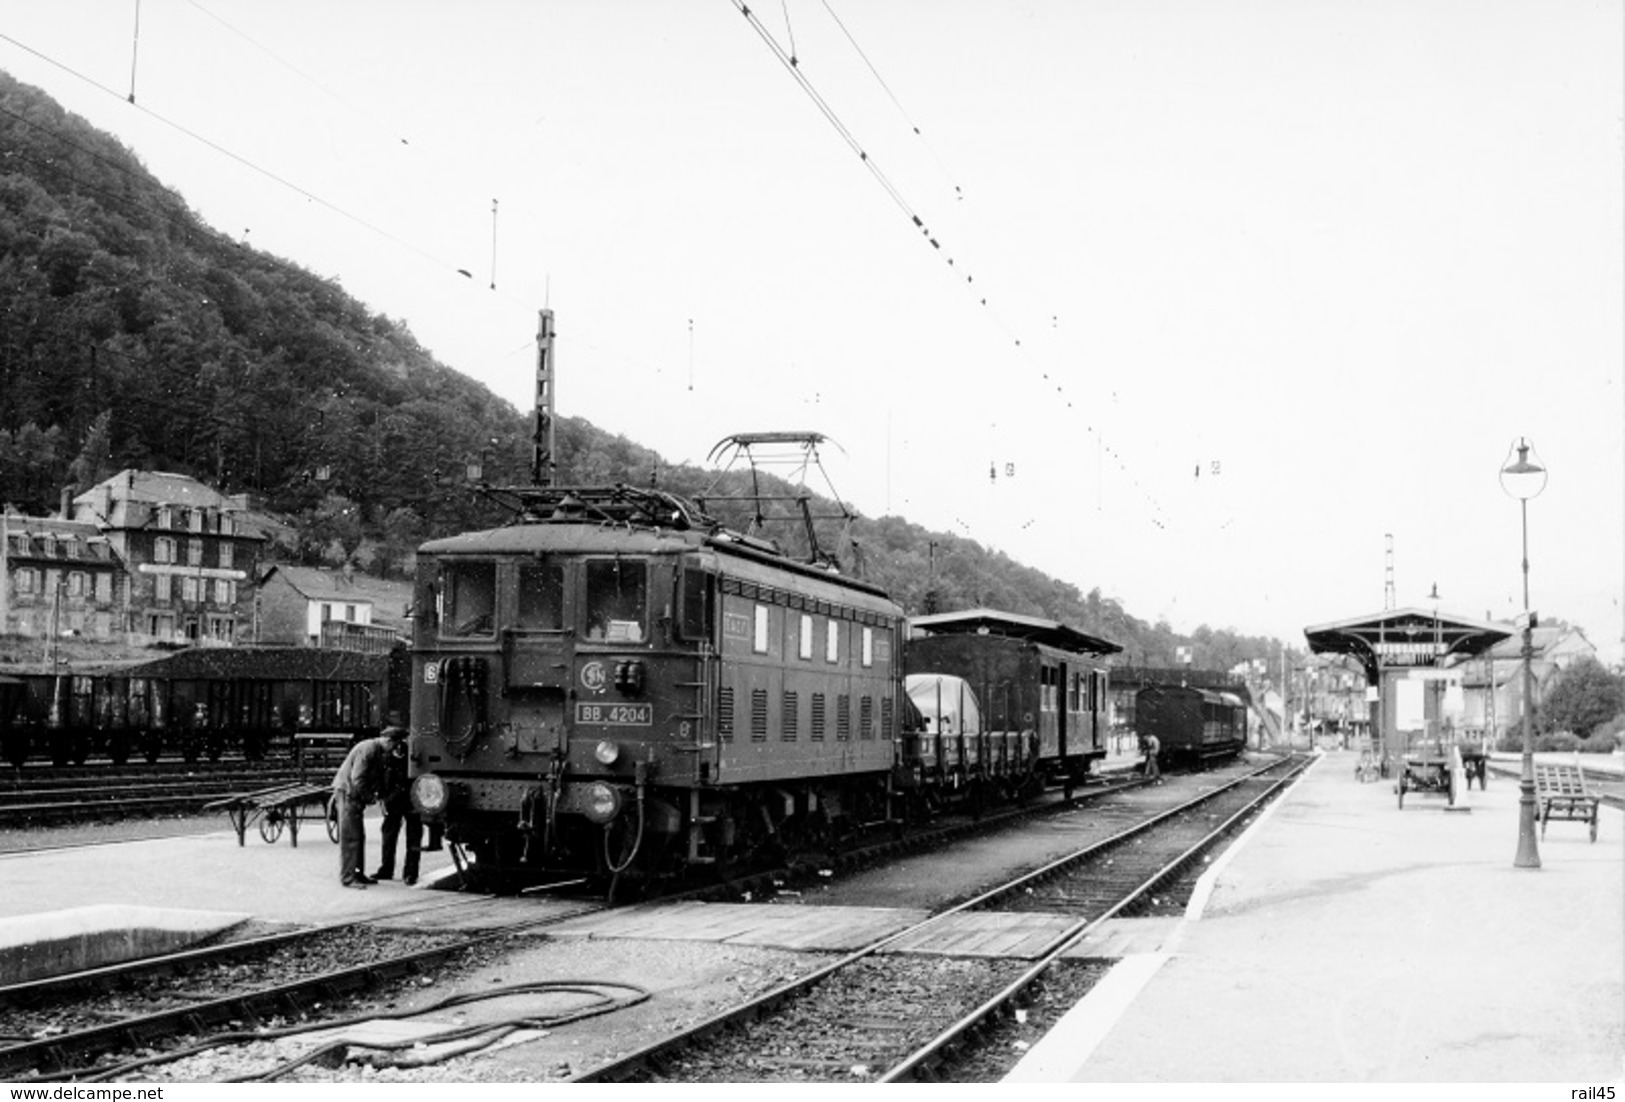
[1304,607,1511,682]
[908,607,1122,656]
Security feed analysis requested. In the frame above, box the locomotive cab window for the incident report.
[441,561,497,637]
[677,562,713,642]
[517,559,565,631]
[585,559,647,643]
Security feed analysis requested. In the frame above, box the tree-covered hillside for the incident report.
[0,71,1291,671]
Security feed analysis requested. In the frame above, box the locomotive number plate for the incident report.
[575,702,653,726]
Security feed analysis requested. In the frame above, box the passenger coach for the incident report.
[904,608,1121,799]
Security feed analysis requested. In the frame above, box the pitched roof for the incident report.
[75,470,239,511]
[262,565,376,603]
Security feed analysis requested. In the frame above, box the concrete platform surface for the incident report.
[1006,748,1624,1084]
[0,904,249,984]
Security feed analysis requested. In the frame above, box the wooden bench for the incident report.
[203,782,337,848]
[1533,760,1600,842]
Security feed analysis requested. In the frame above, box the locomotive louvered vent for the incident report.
[881,696,893,738]
[782,690,798,740]
[837,694,851,740]
[810,692,826,740]
[718,687,734,740]
[860,696,874,739]
[751,688,768,741]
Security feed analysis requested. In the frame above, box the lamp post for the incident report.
[1500,437,1546,869]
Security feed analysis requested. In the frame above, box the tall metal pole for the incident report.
[531,309,556,488]
[1513,494,1540,867]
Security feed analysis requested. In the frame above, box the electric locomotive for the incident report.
[405,482,907,890]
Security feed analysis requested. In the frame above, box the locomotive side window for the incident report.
[861,626,874,668]
[585,559,647,642]
[826,619,841,663]
[443,561,497,637]
[517,560,565,630]
[752,605,770,654]
[798,613,814,660]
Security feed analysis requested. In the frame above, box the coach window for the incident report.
[518,559,565,631]
[585,558,647,643]
[442,561,497,637]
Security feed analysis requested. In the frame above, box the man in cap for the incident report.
[331,726,408,888]
[374,726,424,885]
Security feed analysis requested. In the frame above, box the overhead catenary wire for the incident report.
[727,0,1170,530]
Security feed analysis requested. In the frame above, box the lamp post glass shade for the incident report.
[1499,437,1547,501]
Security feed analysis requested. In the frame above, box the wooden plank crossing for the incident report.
[547,901,930,952]
[543,901,1184,960]
[880,910,1078,959]
[1060,915,1182,959]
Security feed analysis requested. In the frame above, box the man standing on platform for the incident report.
[374,731,423,885]
[331,726,406,888]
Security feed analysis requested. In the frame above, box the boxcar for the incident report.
[1134,684,1248,770]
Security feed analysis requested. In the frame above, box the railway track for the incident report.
[0,757,311,827]
[0,892,615,1082]
[569,755,1307,1083]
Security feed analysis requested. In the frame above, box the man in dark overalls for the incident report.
[374,733,423,885]
[331,727,405,888]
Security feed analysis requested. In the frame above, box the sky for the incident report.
[2,0,1621,663]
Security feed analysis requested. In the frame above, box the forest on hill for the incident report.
[0,71,1287,672]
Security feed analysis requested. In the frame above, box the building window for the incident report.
[153,537,175,564]
[15,569,36,595]
[214,579,234,605]
[219,542,234,569]
[322,602,334,623]
[157,507,172,528]
[344,603,357,622]
[187,539,203,566]
[67,572,86,597]
[181,577,200,603]
[95,573,112,603]
[219,514,233,536]
[155,574,172,602]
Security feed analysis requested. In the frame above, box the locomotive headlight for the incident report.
[411,773,449,817]
[594,739,620,765]
[582,781,622,824]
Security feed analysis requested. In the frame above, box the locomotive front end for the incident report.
[407,522,707,886]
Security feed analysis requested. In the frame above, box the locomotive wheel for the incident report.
[325,795,340,843]
[260,810,285,844]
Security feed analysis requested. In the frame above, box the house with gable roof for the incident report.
[254,565,406,652]
[69,470,264,644]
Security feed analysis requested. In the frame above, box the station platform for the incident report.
[1006,748,1624,1084]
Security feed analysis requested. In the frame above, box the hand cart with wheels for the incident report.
[1397,750,1454,809]
[204,782,340,847]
